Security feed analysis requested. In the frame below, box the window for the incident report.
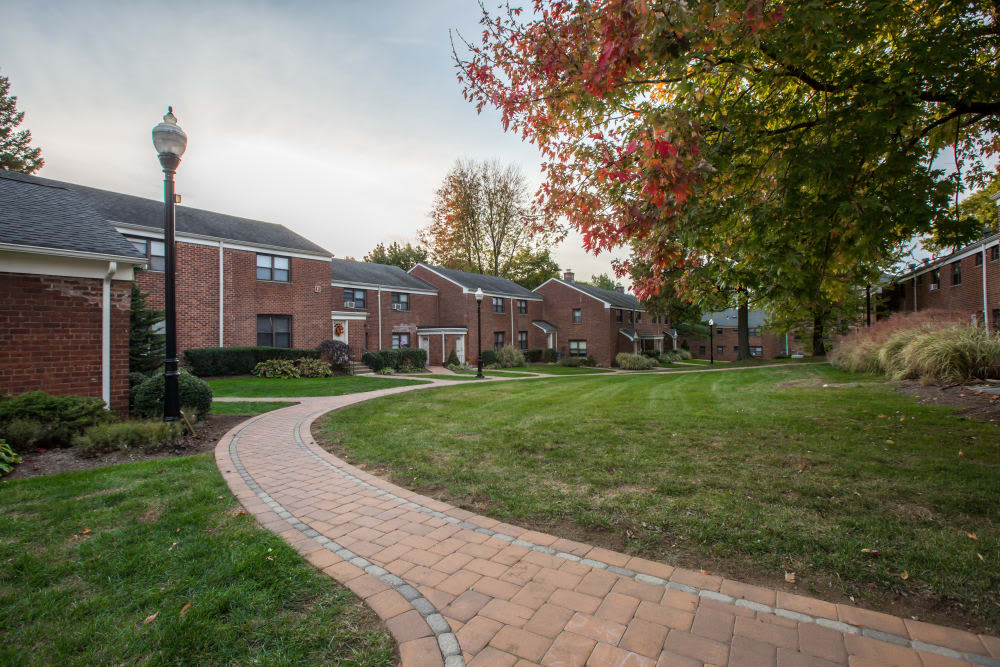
[257,254,290,281]
[572,308,582,324]
[518,331,528,350]
[992,246,999,261]
[750,346,763,357]
[698,345,706,355]
[616,309,623,322]
[391,333,410,349]
[636,311,642,322]
[517,300,528,314]
[345,288,366,309]
[717,345,724,355]
[628,311,634,323]
[257,315,291,347]
[391,292,409,311]
[993,309,1000,331]
[733,346,739,352]
[952,261,962,286]
[748,327,760,336]
[493,331,505,348]
[127,236,165,272]
[492,297,504,314]
[975,252,983,266]
[717,328,724,335]
[931,269,941,289]
[569,340,587,357]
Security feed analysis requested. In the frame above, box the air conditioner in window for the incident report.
[344,301,356,308]
[391,303,403,311]
[928,284,939,291]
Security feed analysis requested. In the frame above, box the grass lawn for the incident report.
[207,375,428,397]
[0,455,394,665]
[400,374,483,381]
[524,364,613,375]
[211,400,297,415]
[315,365,1000,628]
[453,369,539,378]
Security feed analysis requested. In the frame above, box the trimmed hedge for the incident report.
[133,372,213,420]
[543,348,558,363]
[480,349,498,367]
[361,348,427,372]
[183,346,319,377]
[0,391,111,449]
[525,349,543,363]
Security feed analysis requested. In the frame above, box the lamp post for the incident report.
[708,318,715,365]
[152,107,187,423]
[475,288,484,378]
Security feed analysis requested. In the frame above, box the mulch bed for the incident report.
[5,414,247,481]
[895,380,1000,425]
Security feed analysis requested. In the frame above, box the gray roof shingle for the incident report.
[330,258,436,291]
[547,279,644,310]
[413,263,539,299]
[2,171,331,256]
[0,171,144,260]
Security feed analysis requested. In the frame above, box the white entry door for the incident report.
[333,319,348,343]
[418,335,430,357]
[455,336,465,364]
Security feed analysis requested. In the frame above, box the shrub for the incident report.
[680,339,690,350]
[543,348,558,363]
[446,362,463,373]
[297,357,335,377]
[129,372,150,412]
[558,357,581,367]
[524,349,543,363]
[0,391,111,448]
[183,346,319,377]
[253,359,300,378]
[0,439,20,476]
[641,350,660,359]
[72,421,183,457]
[583,355,597,367]
[446,348,460,367]
[616,353,656,370]
[481,349,498,366]
[659,350,680,364]
[376,367,394,375]
[316,340,352,373]
[361,348,426,372]
[677,348,692,360]
[133,372,213,420]
[495,345,526,368]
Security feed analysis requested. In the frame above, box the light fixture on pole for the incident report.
[475,288,484,378]
[152,107,187,423]
[708,318,715,365]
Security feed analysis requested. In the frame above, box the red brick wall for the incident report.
[678,328,803,360]
[329,285,440,359]
[892,248,1000,328]
[0,272,130,412]
[135,241,332,354]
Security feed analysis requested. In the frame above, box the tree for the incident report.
[0,71,43,174]
[456,1,999,356]
[129,281,164,374]
[421,159,554,281]
[506,247,560,289]
[926,172,1000,252]
[363,242,428,271]
[586,273,617,291]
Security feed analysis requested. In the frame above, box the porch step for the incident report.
[351,361,374,375]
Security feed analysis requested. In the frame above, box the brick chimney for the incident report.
[615,284,624,293]
[563,270,575,282]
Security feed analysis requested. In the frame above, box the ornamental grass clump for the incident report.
[494,345,526,368]
[72,421,183,457]
[616,352,656,370]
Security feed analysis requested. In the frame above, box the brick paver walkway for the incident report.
[214,375,1000,667]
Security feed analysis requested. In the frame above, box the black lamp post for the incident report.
[475,288,484,378]
[152,107,187,423]
[708,318,715,365]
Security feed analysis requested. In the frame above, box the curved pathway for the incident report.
[215,371,1000,667]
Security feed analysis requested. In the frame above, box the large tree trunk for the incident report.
[736,296,750,360]
[812,314,826,357]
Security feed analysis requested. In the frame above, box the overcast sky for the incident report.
[0,0,625,281]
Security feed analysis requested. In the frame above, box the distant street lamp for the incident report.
[152,107,187,423]
[475,288,484,378]
[708,318,715,365]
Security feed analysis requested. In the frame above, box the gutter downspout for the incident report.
[218,241,224,346]
[510,298,514,346]
[982,241,990,331]
[913,277,917,312]
[102,261,118,410]
[377,288,383,350]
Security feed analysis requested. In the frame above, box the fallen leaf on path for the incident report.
[966,532,978,540]
[180,602,191,617]
[900,570,909,580]
[784,572,796,583]
[144,612,158,625]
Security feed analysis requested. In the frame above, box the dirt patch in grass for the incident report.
[7,414,247,481]
[896,381,1000,425]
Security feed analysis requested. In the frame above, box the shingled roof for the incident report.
[537,278,645,310]
[330,258,436,292]
[411,263,540,299]
[2,171,331,257]
[0,170,144,260]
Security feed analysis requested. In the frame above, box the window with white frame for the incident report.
[569,340,587,357]
[518,331,528,349]
[391,292,409,311]
[345,288,366,308]
[517,300,527,314]
[257,315,291,347]
[493,331,505,348]
[257,254,290,282]
[127,236,165,272]
[572,308,582,324]
[391,333,410,349]
[492,297,504,313]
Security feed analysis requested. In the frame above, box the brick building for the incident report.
[534,272,665,367]
[0,171,146,412]
[883,231,999,330]
[677,308,805,361]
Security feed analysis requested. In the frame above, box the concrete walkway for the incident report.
[214,372,999,667]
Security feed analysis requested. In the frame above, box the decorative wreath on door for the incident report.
[334,323,345,336]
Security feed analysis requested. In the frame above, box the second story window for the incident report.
[391,292,409,311]
[616,309,623,322]
[493,297,504,314]
[572,308,582,324]
[344,288,365,309]
[992,246,999,261]
[517,300,527,314]
[952,261,962,286]
[127,236,165,272]
[636,311,642,322]
[257,254,290,282]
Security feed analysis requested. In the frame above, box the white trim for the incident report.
[113,224,332,261]
[982,241,990,331]
[534,277,645,311]
[330,279,437,295]
[619,329,639,341]
[101,261,116,410]
[377,288,383,350]
[409,263,543,301]
[896,234,999,281]
[0,249,137,280]
[417,327,469,334]
[0,241,144,265]
[330,310,368,321]
[531,321,557,333]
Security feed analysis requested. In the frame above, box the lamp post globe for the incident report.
[152,107,186,423]
[708,318,714,365]
[475,288,484,378]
